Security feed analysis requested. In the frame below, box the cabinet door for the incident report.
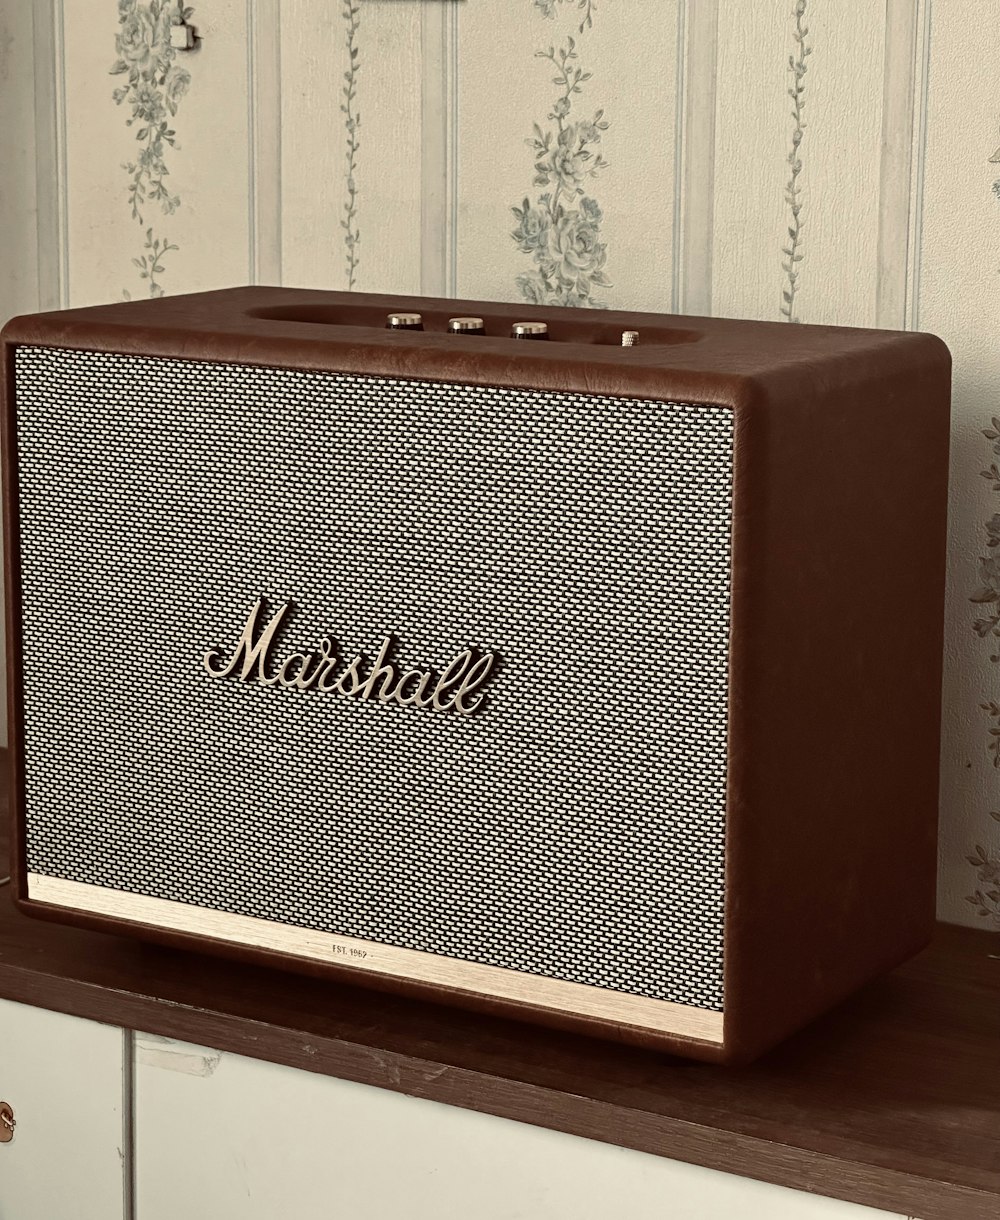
[135,1034,911,1220]
[0,999,127,1220]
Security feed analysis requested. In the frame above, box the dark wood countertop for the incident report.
[1,770,997,1219]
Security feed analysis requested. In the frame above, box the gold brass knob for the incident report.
[448,317,485,335]
[0,1102,15,1144]
[385,312,423,331]
[511,321,548,340]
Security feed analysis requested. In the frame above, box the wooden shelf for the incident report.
[2,780,997,1219]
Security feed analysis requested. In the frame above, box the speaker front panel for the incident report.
[13,345,733,1042]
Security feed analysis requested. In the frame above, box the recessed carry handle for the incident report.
[245,303,702,347]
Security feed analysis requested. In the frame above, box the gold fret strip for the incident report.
[28,873,725,1044]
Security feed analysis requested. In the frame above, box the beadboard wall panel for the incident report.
[712,0,884,327]
[875,0,928,330]
[420,1,458,295]
[0,2,40,326]
[249,0,282,285]
[0,0,36,756]
[280,0,421,296]
[918,1,1000,927]
[279,0,355,291]
[353,2,422,295]
[674,0,719,315]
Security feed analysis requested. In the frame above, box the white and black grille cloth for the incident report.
[15,345,733,1011]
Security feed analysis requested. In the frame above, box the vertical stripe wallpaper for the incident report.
[0,0,997,933]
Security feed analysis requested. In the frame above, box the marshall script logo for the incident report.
[203,599,496,717]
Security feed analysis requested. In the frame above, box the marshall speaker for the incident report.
[1,289,951,1063]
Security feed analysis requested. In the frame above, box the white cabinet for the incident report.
[0,1008,917,1220]
[0,998,126,1220]
[133,1033,911,1220]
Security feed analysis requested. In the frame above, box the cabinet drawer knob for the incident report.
[0,1102,15,1143]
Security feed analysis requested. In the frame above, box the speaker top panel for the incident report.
[0,285,949,416]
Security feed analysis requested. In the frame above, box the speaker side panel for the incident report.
[722,338,950,1063]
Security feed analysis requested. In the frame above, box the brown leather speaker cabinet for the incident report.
[1,289,951,1064]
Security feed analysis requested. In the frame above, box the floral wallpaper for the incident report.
[512,4,610,307]
[2,0,993,940]
[969,418,1000,925]
[341,0,360,290]
[534,0,596,36]
[110,0,192,299]
[781,0,811,323]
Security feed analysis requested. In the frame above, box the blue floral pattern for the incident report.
[781,1,811,322]
[110,0,193,298]
[512,21,610,309]
[341,1,361,289]
[533,0,596,35]
[968,420,1000,924]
